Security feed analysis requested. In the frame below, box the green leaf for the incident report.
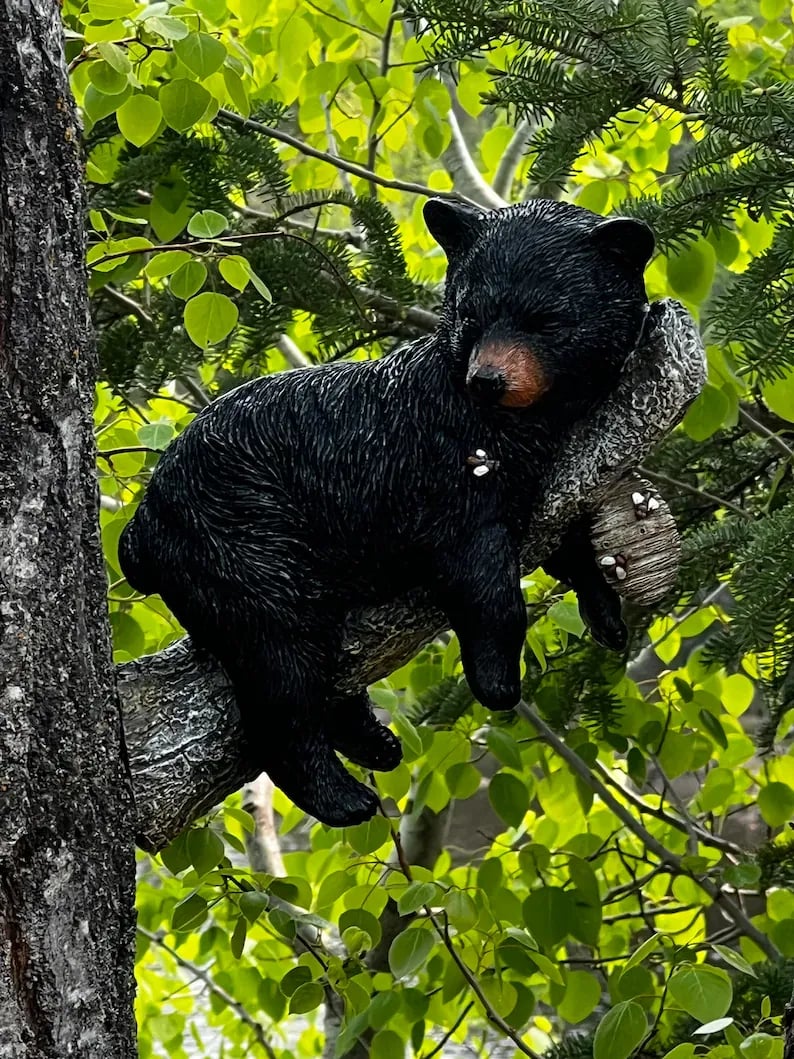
[160,831,191,875]
[713,944,757,978]
[219,255,251,291]
[187,210,228,239]
[623,933,664,973]
[593,1001,647,1059]
[269,876,313,910]
[345,814,391,854]
[239,891,269,923]
[486,728,523,770]
[230,915,246,958]
[548,600,586,637]
[280,966,312,996]
[724,861,761,888]
[762,370,794,423]
[445,761,481,799]
[520,944,564,985]
[559,970,602,1024]
[97,42,131,73]
[371,1029,405,1059]
[666,241,716,302]
[740,1033,778,1059]
[116,94,162,147]
[289,982,325,1014]
[397,882,437,916]
[682,384,730,442]
[159,79,211,132]
[88,60,128,95]
[144,250,191,280]
[174,32,227,78]
[668,965,732,1023]
[698,708,728,749]
[444,890,478,933]
[145,14,190,40]
[339,908,382,949]
[693,1016,733,1035]
[522,888,573,950]
[626,747,646,787]
[170,261,207,301]
[225,806,256,833]
[367,991,401,1030]
[388,926,434,979]
[172,893,208,932]
[758,782,794,827]
[248,267,272,302]
[187,827,224,877]
[392,712,422,759]
[138,422,173,449]
[184,291,238,348]
[489,772,529,828]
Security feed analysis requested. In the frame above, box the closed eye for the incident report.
[523,311,566,335]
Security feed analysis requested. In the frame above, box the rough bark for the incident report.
[0,5,137,1057]
[121,298,706,851]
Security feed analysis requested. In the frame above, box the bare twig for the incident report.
[276,334,312,370]
[493,118,534,200]
[217,108,478,205]
[739,405,794,460]
[242,774,287,876]
[639,465,753,519]
[516,701,779,961]
[385,818,543,1059]
[103,285,154,325]
[593,761,742,856]
[420,1002,475,1059]
[138,926,278,1059]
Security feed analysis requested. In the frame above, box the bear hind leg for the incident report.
[328,692,403,772]
[226,637,381,829]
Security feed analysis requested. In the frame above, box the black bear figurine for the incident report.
[119,198,654,827]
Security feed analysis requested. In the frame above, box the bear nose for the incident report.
[467,366,506,403]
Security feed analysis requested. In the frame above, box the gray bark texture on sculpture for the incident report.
[122,297,706,852]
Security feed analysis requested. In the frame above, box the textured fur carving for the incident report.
[119,199,654,826]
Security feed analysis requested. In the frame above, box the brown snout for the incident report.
[467,341,549,408]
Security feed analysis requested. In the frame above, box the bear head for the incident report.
[424,197,655,410]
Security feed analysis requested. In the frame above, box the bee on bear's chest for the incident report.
[466,448,500,478]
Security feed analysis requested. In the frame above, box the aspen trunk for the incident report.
[0,3,137,1055]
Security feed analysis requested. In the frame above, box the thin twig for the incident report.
[138,926,278,1059]
[420,1003,475,1059]
[98,445,162,458]
[516,701,780,961]
[639,465,753,519]
[492,118,533,200]
[593,761,742,856]
[217,108,478,205]
[739,405,794,460]
[103,285,154,325]
[384,818,543,1059]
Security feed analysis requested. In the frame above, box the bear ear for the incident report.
[424,198,484,260]
[591,217,655,272]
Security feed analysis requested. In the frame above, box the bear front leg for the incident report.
[542,516,627,651]
[328,692,403,772]
[433,523,527,711]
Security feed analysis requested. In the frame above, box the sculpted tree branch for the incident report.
[121,299,706,852]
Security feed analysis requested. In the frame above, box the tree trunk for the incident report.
[0,4,137,1056]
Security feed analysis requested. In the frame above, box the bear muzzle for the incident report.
[467,340,550,408]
